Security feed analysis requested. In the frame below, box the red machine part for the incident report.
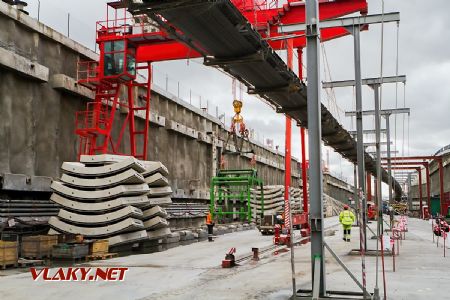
[367,202,377,220]
[75,0,368,159]
[134,0,368,62]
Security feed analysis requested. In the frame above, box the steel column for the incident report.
[439,160,445,215]
[299,48,309,222]
[306,0,326,295]
[284,39,294,229]
[372,83,382,300]
[367,172,372,202]
[425,163,431,209]
[351,25,367,251]
[418,168,423,218]
[385,115,393,204]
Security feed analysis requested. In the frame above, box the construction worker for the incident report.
[206,212,214,242]
[339,205,355,242]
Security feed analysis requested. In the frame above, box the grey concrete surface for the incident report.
[48,216,144,237]
[49,194,150,212]
[51,181,150,201]
[57,206,143,225]
[60,169,145,188]
[1,217,447,300]
[61,159,146,177]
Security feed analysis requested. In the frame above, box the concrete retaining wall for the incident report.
[0,4,302,200]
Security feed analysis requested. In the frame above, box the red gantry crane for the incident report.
[74,0,369,240]
[75,0,368,161]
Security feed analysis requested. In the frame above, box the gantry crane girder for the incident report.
[117,0,402,198]
[130,0,368,62]
[81,0,402,197]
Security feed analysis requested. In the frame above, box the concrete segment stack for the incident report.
[250,185,303,222]
[48,155,172,247]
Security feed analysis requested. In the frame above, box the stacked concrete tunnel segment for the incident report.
[48,155,172,247]
[127,0,402,198]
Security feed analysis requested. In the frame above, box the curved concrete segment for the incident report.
[80,154,132,165]
[147,227,171,241]
[61,157,146,177]
[141,161,169,177]
[145,172,169,187]
[60,169,145,188]
[148,186,173,197]
[143,216,169,230]
[50,194,150,212]
[142,206,168,220]
[147,197,172,206]
[48,216,144,238]
[57,206,143,225]
[51,181,150,201]
[108,230,149,246]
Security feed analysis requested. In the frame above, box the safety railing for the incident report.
[77,60,99,85]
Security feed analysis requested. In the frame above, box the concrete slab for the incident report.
[79,154,133,165]
[147,197,172,206]
[48,216,144,238]
[142,206,168,220]
[57,206,143,225]
[144,172,169,187]
[0,46,49,82]
[108,230,149,246]
[60,169,145,188]
[51,182,150,201]
[50,74,95,99]
[148,186,173,197]
[143,216,169,230]
[0,173,52,192]
[141,161,169,177]
[163,232,181,244]
[149,112,166,127]
[61,158,146,177]
[50,194,150,212]
[147,227,171,241]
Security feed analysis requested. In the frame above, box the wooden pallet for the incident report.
[85,252,118,262]
[18,258,45,267]
[0,263,18,270]
[22,255,51,260]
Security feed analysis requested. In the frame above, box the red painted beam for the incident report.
[284,39,293,229]
[135,0,368,62]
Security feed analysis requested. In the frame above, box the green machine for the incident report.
[210,169,264,222]
[430,196,441,216]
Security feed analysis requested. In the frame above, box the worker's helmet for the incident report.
[343,205,349,210]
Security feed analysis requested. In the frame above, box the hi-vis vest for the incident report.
[206,213,212,224]
[340,210,355,226]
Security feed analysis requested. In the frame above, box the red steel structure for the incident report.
[382,156,445,215]
[382,161,431,210]
[75,1,368,160]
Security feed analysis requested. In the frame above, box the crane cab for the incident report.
[100,39,136,82]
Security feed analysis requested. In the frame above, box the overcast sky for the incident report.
[24,0,450,192]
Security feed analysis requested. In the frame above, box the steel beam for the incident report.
[279,12,400,33]
[322,75,406,88]
[345,108,410,116]
[349,129,387,135]
[364,142,392,147]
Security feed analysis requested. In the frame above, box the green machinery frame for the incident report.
[210,169,264,222]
